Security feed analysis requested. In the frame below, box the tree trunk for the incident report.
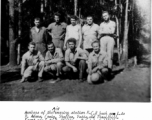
[121,0,129,66]
[17,0,22,65]
[8,0,17,66]
[74,0,78,16]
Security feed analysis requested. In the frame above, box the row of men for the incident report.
[21,11,116,83]
[21,39,111,84]
[30,11,116,69]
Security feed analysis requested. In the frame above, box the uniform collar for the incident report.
[33,26,42,33]
[87,23,94,27]
[92,50,102,56]
[55,22,61,26]
[69,47,78,54]
[48,48,58,56]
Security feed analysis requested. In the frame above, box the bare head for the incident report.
[70,15,77,26]
[54,13,61,23]
[67,38,76,50]
[28,42,36,53]
[87,15,93,25]
[92,40,100,53]
[102,11,110,22]
[34,17,40,27]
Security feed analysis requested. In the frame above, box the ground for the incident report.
[0,64,150,102]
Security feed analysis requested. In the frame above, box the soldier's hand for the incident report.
[63,46,67,51]
[72,67,78,72]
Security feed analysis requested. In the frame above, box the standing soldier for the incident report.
[82,15,99,53]
[44,42,64,83]
[20,42,45,83]
[30,17,48,57]
[87,41,110,84]
[47,13,67,51]
[64,15,82,49]
[98,11,116,69]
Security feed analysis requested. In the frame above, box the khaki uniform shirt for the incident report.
[21,50,44,74]
[45,48,63,64]
[65,47,88,66]
[88,50,109,69]
[47,22,67,40]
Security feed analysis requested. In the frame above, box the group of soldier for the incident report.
[21,11,116,84]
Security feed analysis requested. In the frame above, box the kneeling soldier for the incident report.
[62,38,88,82]
[87,41,110,84]
[20,42,45,83]
[44,42,64,83]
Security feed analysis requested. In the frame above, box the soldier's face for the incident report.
[93,43,100,52]
[54,15,60,23]
[102,13,109,21]
[87,17,93,25]
[48,44,55,52]
[71,18,76,26]
[69,42,75,50]
[29,44,35,53]
[34,20,40,27]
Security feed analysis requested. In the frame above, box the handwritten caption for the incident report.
[25,106,125,120]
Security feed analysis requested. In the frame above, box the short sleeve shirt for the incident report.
[45,48,63,61]
[88,50,108,69]
[22,50,44,66]
[82,23,99,49]
[65,47,88,65]
[47,22,67,40]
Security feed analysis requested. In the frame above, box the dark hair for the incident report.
[47,42,54,46]
[28,42,36,46]
[54,12,61,17]
[34,17,40,21]
[91,40,100,47]
[86,15,93,19]
[67,38,76,45]
[102,11,109,15]
[70,15,77,20]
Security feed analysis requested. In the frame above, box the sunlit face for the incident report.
[28,44,35,53]
[92,42,100,53]
[54,15,60,23]
[87,17,93,25]
[102,12,109,22]
[34,20,40,27]
[71,18,76,26]
[48,44,55,53]
[68,42,75,50]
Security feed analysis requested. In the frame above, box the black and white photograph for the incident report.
[0,0,151,103]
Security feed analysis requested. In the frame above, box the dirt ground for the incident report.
[0,64,150,102]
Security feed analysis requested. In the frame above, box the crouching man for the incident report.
[20,42,45,83]
[44,42,64,83]
[87,41,110,84]
[62,38,88,82]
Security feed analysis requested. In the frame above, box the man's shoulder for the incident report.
[82,24,88,28]
[22,51,30,58]
[41,26,46,30]
[30,27,35,31]
[65,48,71,52]
[93,23,99,27]
[62,22,67,25]
[48,22,56,26]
